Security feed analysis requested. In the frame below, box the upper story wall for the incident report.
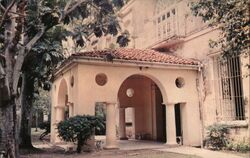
[84,0,210,51]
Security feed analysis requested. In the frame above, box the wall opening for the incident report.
[155,85,166,142]
[175,103,182,144]
[95,102,106,135]
[118,74,166,142]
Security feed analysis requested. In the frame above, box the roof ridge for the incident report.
[70,48,200,65]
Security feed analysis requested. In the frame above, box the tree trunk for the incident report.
[77,138,84,153]
[19,73,34,149]
[0,98,16,158]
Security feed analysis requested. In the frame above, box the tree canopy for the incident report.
[0,0,129,157]
[190,0,249,57]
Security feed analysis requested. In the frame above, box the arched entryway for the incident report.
[54,79,69,142]
[117,74,167,142]
[56,79,68,120]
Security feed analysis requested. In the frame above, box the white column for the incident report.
[131,107,136,139]
[68,103,74,117]
[104,102,118,149]
[55,106,64,123]
[119,108,127,140]
[165,103,177,145]
[55,106,64,143]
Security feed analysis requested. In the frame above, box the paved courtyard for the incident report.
[27,131,248,158]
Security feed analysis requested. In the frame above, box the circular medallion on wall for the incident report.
[175,77,185,88]
[126,88,135,97]
[95,73,108,86]
[70,76,74,87]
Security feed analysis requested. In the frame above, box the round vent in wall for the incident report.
[175,77,185,88]
[95,73,108,86]
[126,88,134,97]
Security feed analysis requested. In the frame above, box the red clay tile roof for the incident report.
[71,48,199,65]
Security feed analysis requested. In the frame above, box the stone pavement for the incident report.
[34,137,247,158]
[99,139,246,158]
[156,146,246,158]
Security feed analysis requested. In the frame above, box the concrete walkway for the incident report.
[119,140,171,150]
[35,137,246,158]
[99,138,246,158]
[156,146,245,158]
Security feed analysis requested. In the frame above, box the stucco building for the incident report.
[51,0,250,148]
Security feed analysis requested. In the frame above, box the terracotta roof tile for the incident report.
[71,48,199,65]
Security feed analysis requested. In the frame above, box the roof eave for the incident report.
[53,56,200,80]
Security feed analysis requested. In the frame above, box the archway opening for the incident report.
[54,79,69,143]
[57,79,69,121]
[117,74,166,142]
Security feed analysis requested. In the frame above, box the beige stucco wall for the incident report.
[51,60,202,146]
[56,0,249,145]
[50,65,79,143]
[112,0,250,141]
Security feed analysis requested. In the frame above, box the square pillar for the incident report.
[165,103,177,145]
[119,108,127,140]
[104,102,118,149]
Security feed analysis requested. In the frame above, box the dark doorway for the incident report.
[175,103,182,144]
[155,85,166,142]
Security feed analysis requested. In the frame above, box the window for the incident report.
[167,12,170,18]
[172,9,175,15]
[155,0,177,40]
[167,22,171,32]
[162,15,166,21]
[216,55,245,120]
[158,26,161,38]
[163,25,166,36]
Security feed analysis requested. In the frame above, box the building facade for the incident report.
[85,0,250,140]
[51,0,249,148]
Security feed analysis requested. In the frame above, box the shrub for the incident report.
[94,115,106,135]
[226,138,250,152]
[204,124,229,150]
[57,115,104,153]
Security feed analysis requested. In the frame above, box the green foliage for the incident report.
[33,89,50,115]
[95,104,106,135]
[1,0,130,92]
[226,138,250,152]
[39,121,51,140]
[57,115,105,153]
[22,0,130,92]
[24,0,129,49]
[204,124,229,150]
[23,26,66,92]
[190,0,249,57]
[39,121,51,132]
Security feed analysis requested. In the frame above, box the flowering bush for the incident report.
[226,138,250,152]
[204,124,229,150]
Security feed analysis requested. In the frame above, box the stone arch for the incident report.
[55,78,69,128]
[116,72,168,104]
[57,78,68,107]
[116,73,168,142]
